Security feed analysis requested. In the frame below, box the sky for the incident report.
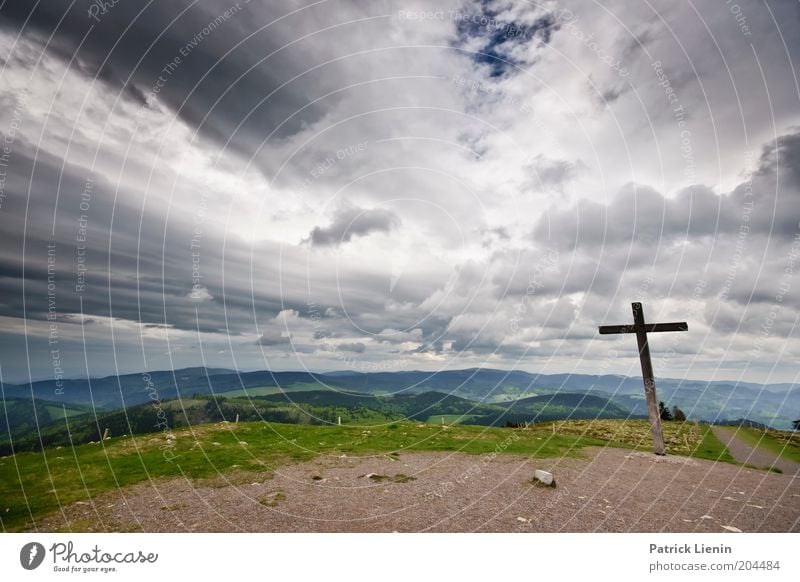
[0,0,798,384]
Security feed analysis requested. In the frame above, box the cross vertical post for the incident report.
[598,302,688,455]
[631,302,665,455]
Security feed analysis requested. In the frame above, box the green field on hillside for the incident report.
[43,405,90,419]
[214,383,328,398]
[425,414,479,424]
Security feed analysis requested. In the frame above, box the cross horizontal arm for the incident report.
[598,324,636,334]
[649,322,688,332]
[598,322,688,334]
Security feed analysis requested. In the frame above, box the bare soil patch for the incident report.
[34,447,799,533]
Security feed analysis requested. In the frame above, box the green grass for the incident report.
[367,473,417,483]
[693,424,736,463]
[539,419,736,463]
[43,405,88,419]
[214,383,327,398]
[425,414,478,425]
[733,427,800,464]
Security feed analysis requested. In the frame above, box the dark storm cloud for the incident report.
[306,205,400,247]
[0,0,324,154]
[1,0,799,383]
[535,129,800,250]
[0,137,307,335]
[756,129,800,195]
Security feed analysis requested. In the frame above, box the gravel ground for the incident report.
[34,447,800,533]
[711,426,800,476]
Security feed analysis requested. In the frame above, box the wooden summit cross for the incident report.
[598,302,687,455]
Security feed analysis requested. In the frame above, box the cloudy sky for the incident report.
[0,0,798,384]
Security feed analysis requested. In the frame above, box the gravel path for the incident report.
[34,447,800,533]
[711,427,800,476]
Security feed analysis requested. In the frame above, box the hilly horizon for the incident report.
[3,365,798,434]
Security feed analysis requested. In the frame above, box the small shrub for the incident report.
[392,473,416,483]
[259,490,286,507]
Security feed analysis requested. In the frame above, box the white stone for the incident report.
[533,469,555,487]
[722,525,742,533]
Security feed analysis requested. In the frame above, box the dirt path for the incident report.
[33,447,800,533]
[711,427,800,476]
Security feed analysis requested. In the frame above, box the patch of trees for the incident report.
[659,401,686,422]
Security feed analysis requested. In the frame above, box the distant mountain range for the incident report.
[2,367,798,453]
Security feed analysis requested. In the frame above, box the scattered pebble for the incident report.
[722,525,742,533]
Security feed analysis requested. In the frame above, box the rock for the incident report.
[239,441,248,446]
[722,525,742,533]
[532,469,556,487]
[700,515,714,520]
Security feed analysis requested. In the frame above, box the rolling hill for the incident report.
[2,367,797,435]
